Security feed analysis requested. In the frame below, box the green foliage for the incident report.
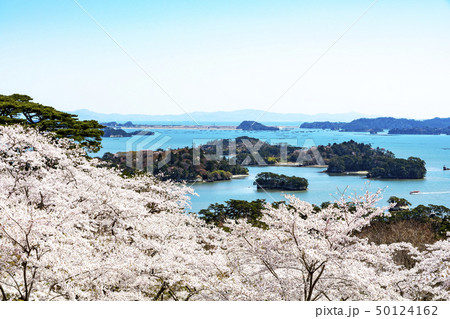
[318,140,390,158]
[199,199,269,229]
[320,140,393,173]
[388,196,412,209]
[254,172,308,190]
[375,198,450,237]
[367,157,426,179]
[0,94,104,152]
[208,170,232,181]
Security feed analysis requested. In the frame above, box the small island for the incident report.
[101,121,135,128]
[237,121,279,131]
[254,172,308,190]
[102,127,155,137]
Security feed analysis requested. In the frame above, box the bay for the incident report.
[95,127,450,212]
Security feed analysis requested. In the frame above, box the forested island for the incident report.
[101,147,248,182]
[319,141,427,179]
[300,117,450,134]
[254,172,308,190]
[237,121,279,131]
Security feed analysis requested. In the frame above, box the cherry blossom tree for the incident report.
[0,125,220,300]
[400,236,450,300]
[204,192,417,301]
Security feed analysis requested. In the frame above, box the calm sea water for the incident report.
[95,127,450,212]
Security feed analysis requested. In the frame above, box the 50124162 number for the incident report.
[375,306,438,316]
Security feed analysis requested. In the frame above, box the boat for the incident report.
[410,190,420,195]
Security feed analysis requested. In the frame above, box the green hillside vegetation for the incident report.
[357,197,450,267]
[199,199,270,229]
[200,197,450,247]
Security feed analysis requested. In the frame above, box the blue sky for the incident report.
[1,0,449,118]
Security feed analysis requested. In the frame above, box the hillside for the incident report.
[237,121,279,131]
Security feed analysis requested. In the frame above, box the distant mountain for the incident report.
[300,117,450,132]
[72,109,372,123]
[237,121,279,131]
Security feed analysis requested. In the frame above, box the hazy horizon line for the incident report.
[71,107,450,121]
[72,107,377,117]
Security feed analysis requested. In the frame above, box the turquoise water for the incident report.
[95,128,450,212]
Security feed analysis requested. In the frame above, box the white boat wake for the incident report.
[416,191,450,195]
